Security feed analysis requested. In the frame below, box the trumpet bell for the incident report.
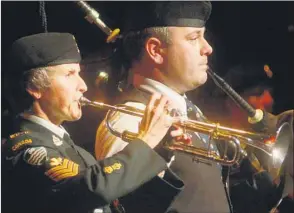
[269,122,292,177]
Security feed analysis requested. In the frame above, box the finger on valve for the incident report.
[170,126,192,145]
[140,93,161,131]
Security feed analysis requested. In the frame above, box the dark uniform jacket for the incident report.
[2,115,184,213]
[110,87,230,213]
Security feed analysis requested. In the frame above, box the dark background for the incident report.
[2,1,294,152]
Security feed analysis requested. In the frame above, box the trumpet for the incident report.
[80,97,291,175]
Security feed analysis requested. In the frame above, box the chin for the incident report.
[193,76,207,88]
[189,82,201,91]
[69,111,82,122]
[200,73,208,84]
[74,113,82,121]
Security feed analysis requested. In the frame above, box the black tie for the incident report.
[184,98,205,121]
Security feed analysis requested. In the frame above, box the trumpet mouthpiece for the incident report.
[79,96,91,106]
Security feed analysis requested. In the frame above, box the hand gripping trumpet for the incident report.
[76,1,120,43]
[80,96,291,171]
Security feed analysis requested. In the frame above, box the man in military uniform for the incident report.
[95,2,233,213]
[95,2,294,213]
[1,32,185,213]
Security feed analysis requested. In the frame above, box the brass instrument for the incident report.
[80,96,291,173]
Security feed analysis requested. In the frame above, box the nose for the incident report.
[200,39,213,56]
[78,75,88,93]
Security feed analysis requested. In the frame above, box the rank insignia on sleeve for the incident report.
[103,162,122,174]
[45,158,79,182]
[23,147,47,166]
[49,157,63,166]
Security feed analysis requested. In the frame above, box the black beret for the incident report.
[10,32,81,72]
[123,1,212,31]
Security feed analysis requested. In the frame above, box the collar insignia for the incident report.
[52,135,63,146]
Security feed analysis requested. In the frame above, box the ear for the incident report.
[26,87,42,100]
[145,37,165,64]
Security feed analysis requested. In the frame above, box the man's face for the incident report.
[39,63,87,124]
[162,27,213,94]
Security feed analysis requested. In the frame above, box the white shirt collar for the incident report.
[21,113,68,138]
[138,78,187,114]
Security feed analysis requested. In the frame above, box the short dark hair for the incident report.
[121,27,170,70]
